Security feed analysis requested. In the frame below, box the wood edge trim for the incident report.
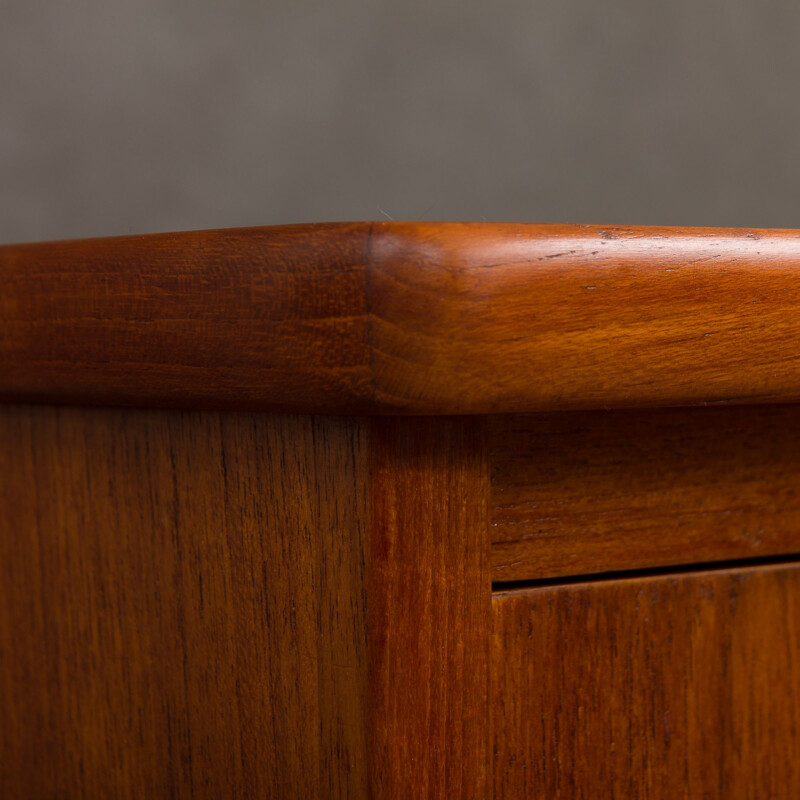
[5,221,800,414]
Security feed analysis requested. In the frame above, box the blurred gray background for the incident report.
[3,0,800,243]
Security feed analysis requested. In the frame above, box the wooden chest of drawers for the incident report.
[2,222,799,797]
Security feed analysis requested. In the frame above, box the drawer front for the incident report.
[492,562,800,798]
[490,406,800,582]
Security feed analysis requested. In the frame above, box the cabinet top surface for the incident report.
[3,221,800,414]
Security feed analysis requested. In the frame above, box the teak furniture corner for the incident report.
[2,222,800,797]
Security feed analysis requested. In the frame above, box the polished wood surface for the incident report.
[0,406,491,798]
[490,405,800,581]
[0,224,373,413]
[368,418,490,797]
[0,407,370,798]
[492,562,800,798]
[5,222,800,797]
[7,223,800,414]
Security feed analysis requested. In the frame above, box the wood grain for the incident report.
[0,224,373,412]
[0,406,370,798]
[0,407,493,798]
[492,562,800,798]
[368,417,490,798]
[491,405,800,581]
[8,222,800,413]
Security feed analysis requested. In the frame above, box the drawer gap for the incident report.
[492,550,800,594]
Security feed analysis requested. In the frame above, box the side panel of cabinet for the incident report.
[492,563,800,799]
[0,407,371,799]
